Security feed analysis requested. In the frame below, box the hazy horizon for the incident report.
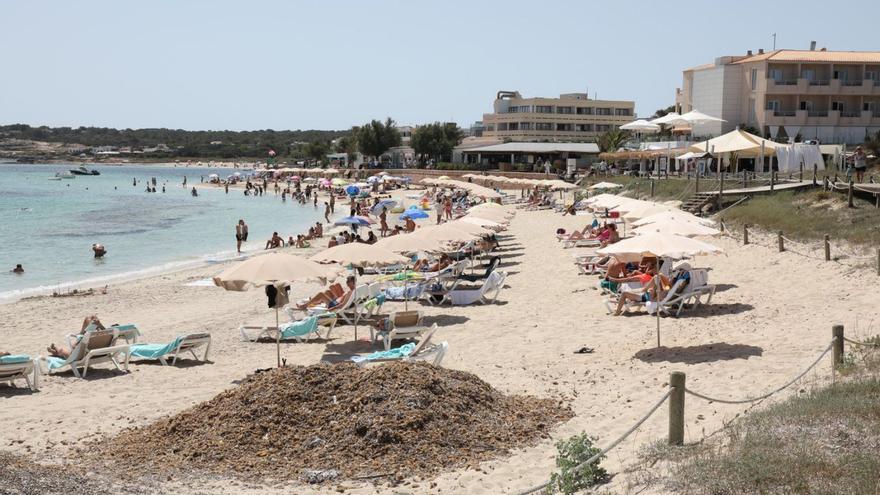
[2,0,877,132]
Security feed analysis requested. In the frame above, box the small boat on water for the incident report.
[69,165,100,176]
[51,171,75,180]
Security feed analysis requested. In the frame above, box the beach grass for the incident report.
[647,377,880,494]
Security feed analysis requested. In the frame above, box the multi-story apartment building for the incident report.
[675,46,880,144]
[481,90,635,142]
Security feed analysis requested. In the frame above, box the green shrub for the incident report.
[546,433,607,494]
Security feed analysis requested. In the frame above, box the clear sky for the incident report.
[1,0,877,131]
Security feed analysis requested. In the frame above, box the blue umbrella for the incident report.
[345,185,361,197]
[399,207,429,221]
[334,216,372,227]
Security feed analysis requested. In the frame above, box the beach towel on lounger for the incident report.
[45,357,68,370]
[0,355,31,364]
[130,337,185,360]
[384,284,422,300]
[279,316,319,339]
[350,343,415,364]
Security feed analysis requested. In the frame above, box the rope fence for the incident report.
[514,323,879,494]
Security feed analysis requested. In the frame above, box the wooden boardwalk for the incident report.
[718,180,817,196]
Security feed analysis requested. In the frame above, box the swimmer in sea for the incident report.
[92,243,107,258]
[12,264,23,274]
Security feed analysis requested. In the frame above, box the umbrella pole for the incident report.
[275,307,281,367]
[655,275,661,348]
[353,268,358,341]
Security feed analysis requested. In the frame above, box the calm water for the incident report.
[0,163,327,301]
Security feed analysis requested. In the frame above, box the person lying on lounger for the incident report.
[46,315,105,359]
[563,221,608,242]
[612,265,671,316]
[294,276,356,311]
[413,254,452,273]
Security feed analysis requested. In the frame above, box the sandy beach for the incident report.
[1,196,874,494]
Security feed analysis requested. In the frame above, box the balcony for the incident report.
[808,80,830,86]
[841,110,861,117]
[807,110,829,117]
[841,80,864,87]
[773,110,797,117]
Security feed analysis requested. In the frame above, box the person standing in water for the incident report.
[235,219,248,254]
[92,244,107,258]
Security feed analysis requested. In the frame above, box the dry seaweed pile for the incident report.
[0,452,142,495]
[91,362,571,483]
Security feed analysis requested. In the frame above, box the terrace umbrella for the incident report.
[370,199,397,215]
[213,253,339,367]
[621,202,675,222]
[399,207,430,221]
[311,243,408,338]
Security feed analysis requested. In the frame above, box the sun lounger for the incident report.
[351,327,447,367]
[440,270,507,306]
[42,329,130,378]
[111,324,140,344]
[459,256,500,282]
[130,333,211,365]
[371,310,436,350]
[242,313,337,342]
[662,269,716,316]
[0,355,39,391]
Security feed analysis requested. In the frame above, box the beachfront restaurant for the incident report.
[456,142,600,171]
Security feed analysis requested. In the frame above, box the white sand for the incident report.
[1,203,875,494]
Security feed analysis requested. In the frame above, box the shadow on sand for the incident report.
[634,342,763,364]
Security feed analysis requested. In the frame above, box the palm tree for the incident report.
[597,129,629,152]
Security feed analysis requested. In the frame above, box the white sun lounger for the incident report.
[0,356,39,391]
[130,333,212,365]
[42,329,130,378]
[371,310,436,351]
[352,327,448,367]
[441,271,507,306]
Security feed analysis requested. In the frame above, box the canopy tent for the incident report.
[668,110,726,126]
[689,128,782,157]
[674,151,710,161]
[649,112,681,125]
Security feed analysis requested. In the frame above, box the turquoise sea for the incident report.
[0,163,327,302]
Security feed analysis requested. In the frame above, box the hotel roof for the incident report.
[731,49,880,64]
[460,142,600,154]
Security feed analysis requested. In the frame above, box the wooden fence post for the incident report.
[770,171,775,191]
[668,372,685,446]
[832,325,844,366]
[743,224,749,245]
[848,180,854,208]
[695,172,699,193]
[824,234,830,261]
[650,179,655,197]
[778,231,785,252]
[877,248,880,276]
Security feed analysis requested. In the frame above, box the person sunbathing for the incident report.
[612,265,670,316]
[46,315,105,359]
[563,221,604,241]
[599,223,620,248]
[294,277,354,310]
[413,254,451,273]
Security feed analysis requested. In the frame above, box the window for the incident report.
[596,108,612,115]
[556,123,573,131]
[864,102,875,111]
[833,70,848,81]
[520,122,532,130]
[866,71,876,80]
[831,101,845,111]
[768,69,784,82]
[766,100,780,111]
[576,107,593,115]
[508,123,519,131]
[615,108,631,116]
[535,105,554,113]
[507,106,518,113]
[535,123,553,131]
[799,100,813,111]
[595,124,611,132]
[556,106,573,114]
[497,123,508,131]
[485,124,495,132]
[750,68,758,89]
[575,124,594,132]
[519,106,531,113]
[802,69,815,81]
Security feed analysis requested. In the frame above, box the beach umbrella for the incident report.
[620,119,661,133]
[621,202,675,221]
[331,178,347,186]
[458,215,505,231]
[370,199,397,215]
[334,216,372,229]
[632,220,720,237]
[463,208,512,224]
[588,182,623,190]
[437,175,451,180]
[213,253,339,367]
[311,244,409,338]
[596,231,723,262]
[345,185,361,197]
[632,210,716,227]
[399,207,430,221]
[649,112,681,125]
[376,232,443,254]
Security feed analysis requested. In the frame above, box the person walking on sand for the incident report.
[854,146,867,183]
[236,219,248,253]
[329,193,335,213]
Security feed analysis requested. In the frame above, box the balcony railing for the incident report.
[841,111,861,117]
[808,110,829,117]
[875,80,880,86]
[773,110,797,117]
[808,80,830,86]
[769,79,797,85]
[840,80,864,86]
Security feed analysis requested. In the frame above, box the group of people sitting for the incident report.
[327,229,379,248]
[265,222,323,250]
[593,256,691,316]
